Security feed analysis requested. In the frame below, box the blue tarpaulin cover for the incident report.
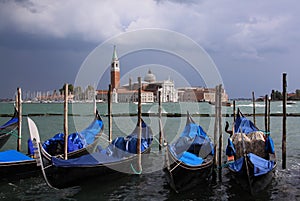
[170,114,214,166]
[179,151,203,166]
[226,138,236,156]
[42,118,103,155]
[52,120,153,167]
[265,135,275,154]
[228,156,244,172]
[52,150,121,167]
[248,153,274,176]
[0,150,33,162]
[234,115,258,134]
[79,119,103,145]
[180,122,207,138]
[53,135,152,167]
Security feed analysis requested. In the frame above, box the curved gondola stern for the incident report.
[27,117,58,190]
[186,111,195,125]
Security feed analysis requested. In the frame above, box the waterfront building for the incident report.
[96,45,228,103]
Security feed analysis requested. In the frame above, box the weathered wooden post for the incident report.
[213,85,219,181]
[64,84,68,160]
[137,77,142,172]
[17,88,22,152]
[93,90,97,115]
[264,95,268,132]
[267,96,271,133]
[252,91,256,126]
[108,84,112,143]
[218,84,223,181]
[233,100,236,121]
[282,73,287,169]
[158,88,163,151]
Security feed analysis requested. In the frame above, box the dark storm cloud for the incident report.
[0,0,299,98]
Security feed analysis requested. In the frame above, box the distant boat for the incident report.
[164,112,214,192]
[225,109,277,194]
[28,117,153,189]
[0,107,18,149]
[208,101,232,107]
[133,101,149,105]
[287,101,296,105]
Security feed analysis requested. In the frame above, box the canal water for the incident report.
[0,101,299,200]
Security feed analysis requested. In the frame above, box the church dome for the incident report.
[144,70,156,83]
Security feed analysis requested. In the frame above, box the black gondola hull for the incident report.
[228,160,277,194]
[164,147,213,192]
[41,146,152,189]
[0,160,39,180]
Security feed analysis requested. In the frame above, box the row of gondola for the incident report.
[0,106,276,194]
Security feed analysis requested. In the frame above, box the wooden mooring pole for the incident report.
[267,96,271,133]
[108,84,112,143]
[233,100,236,121]
[264,95,268,132]
[17,88,22,152]
[213,85,219,181]
[158,89,163,151]
[137,77,142,173]
[282,73,287,169]
[218,85,223,181]
[64,84,68,160]
[252,91,256,126]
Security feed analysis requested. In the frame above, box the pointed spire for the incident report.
[112,45,118,62]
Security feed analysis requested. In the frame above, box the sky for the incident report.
[0,0,299,99]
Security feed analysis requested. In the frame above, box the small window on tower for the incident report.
[116,63,118,67]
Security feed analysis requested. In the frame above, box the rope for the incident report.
[3,129,19,139]
[170,160,182,172]
[130,163,142,174]
[215,161,235,170]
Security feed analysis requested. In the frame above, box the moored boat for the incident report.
[225,109,276,194]
[0,110,103,180]
[28,117,153,189]
[164,112,214,192]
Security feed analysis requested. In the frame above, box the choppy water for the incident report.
[0,101,299,200]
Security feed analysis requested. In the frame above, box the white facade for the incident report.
[159,80,178,102]
[112,88,118,103]
[143,70,178,102]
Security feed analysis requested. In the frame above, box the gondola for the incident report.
[225,109,276,194]
[0,108,18,149]
[164,112,214,192]
[0,111,104,180]
[28,117,153,189]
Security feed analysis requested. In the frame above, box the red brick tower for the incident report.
[111,45,120,89]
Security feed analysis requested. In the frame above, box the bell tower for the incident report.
[111,45,120,89]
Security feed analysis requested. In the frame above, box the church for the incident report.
[96,46,178,103]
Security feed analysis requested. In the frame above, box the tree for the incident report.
[271,90,282,100]
[59,84,74,95]
[296,89,300,98]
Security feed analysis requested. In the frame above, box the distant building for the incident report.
[178,87,228,102]
[203,88,229,102]
[96,45,228,103]
[96,46,177,103]
[177,87,205,102]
